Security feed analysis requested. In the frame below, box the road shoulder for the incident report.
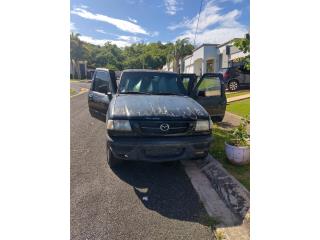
[182,155,250,240]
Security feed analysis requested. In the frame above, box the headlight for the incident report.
[195,120,210,132]
[107,120,132,131]
[209,119,214,130]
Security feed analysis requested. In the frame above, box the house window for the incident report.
[206,59,214,73]
[219,54,223,69]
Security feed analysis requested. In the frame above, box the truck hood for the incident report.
[110,95,208,120]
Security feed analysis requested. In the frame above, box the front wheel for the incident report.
[228,80,239,92]
[211,115,224,122]
[106,142,122,168]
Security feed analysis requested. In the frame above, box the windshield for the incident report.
[118,72,187,95]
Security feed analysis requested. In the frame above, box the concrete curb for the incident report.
[198,155,250,220]
[182,155,250,240]
[182,160,239,226]
[227,94,250,103]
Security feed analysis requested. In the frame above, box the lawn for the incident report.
[70,88,77,96]
[210,127,250,190]
[70,79,90,82]
[226,98,250,118]
[225,90,250,99]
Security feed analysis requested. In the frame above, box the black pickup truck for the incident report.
[88,68,226,167]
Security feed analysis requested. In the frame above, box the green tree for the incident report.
[70,35,188,72]
[70,33,88,62]
[167,38,194,73]
[233,35,250,70]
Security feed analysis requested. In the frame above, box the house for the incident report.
[70,59,88,79]
[163,35,249,76]
[162,61,174,72]
[183,43,219,76]
[217,38,249,69]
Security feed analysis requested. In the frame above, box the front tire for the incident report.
[228,80,239,92]
[211,115,224,122]
[106,142,122,168]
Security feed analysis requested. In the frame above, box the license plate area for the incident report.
[144,147,184,158]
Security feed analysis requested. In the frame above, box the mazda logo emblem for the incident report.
[160,123,170,132]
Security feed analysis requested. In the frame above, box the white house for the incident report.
[162,61,174,72]
[163,35,249,76]
[217,38,249,70]
[183,43,219,76]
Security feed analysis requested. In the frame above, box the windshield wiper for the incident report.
[120,91,152,95]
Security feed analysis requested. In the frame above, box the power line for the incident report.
[193,0,204,47]
[186,0,204,74]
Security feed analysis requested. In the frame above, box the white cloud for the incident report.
[176,27,247,45]
[71,8,149,35]
[170,0,247,45]
[96,29,106,34]
[150,31,159,37]
[70,22,76,31]
[79,35,142,48]
[79,4,89,9]
[164,0,182,15]
[128,17,138,23]
[169,1,241,31]
[117,35,141,42]
[220,0,243,3]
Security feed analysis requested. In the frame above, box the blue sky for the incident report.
[70,0,249,47]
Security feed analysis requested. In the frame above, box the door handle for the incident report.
[88,94,93,99]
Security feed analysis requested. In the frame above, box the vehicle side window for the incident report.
[93,71,110,94]
[197,77,221,97]
[181,77,191,92]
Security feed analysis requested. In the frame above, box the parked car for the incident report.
[220,65,250,91]
[88,68,226,167]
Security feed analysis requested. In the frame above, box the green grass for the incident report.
[198,78,221,90]
[226,98,250,118]
[226,90,250,99]
[70,88,77,96]
[70,79,90,82]
[210,127,250,190]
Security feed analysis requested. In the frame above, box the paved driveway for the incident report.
[70,82,91,93]
[70,92,213,240]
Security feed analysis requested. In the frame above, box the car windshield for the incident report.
[118,72,187,95]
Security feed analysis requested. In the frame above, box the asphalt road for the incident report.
[71,92,214,240]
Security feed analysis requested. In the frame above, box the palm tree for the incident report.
[167,38,194,73]
[70,33,89,79]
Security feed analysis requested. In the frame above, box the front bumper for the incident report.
[107,135,213,162]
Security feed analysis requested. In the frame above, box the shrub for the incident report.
[227,117,250,147]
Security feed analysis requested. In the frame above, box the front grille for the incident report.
[131,120,195,136]
[144,147,184,158]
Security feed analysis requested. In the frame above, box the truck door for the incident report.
[179,73,197,95]
[191,73,227,120]
[88,69,116,122]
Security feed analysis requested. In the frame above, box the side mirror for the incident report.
[106,91,112,99]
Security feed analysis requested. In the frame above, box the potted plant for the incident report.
[225,117,250,165]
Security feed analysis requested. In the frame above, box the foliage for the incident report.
[70,88,77,96]
[214,229,226,240]
[233,35,250,70]
[166,38,194,73]
[70,34,193,71]
[210,127,250,190]
[70,32,89,61]
[227,117,250,147]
